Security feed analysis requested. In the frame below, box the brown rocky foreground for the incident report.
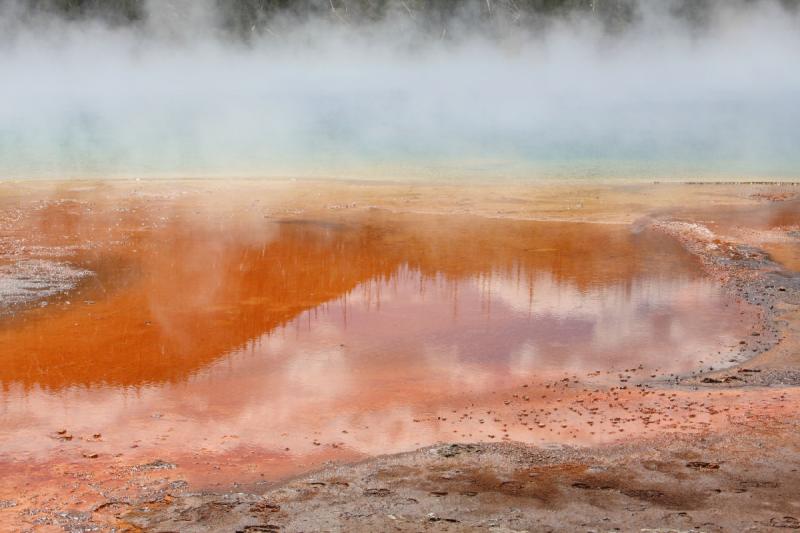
[122,424,800,532]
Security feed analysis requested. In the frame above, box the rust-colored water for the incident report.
[0,186,763,506]
[764,242,800,272]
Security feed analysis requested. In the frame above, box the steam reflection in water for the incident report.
[0,210,752,462]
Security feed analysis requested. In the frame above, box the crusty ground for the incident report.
[121,421,800,532]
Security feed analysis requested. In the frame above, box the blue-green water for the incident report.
[2,93,797,180]
[2,12,799,181]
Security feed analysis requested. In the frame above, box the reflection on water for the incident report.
[0,194,753,468]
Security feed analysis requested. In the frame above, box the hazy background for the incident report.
[0,0,799,181]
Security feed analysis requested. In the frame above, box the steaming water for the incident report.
[1,2,799,180]
[0,199,760,463]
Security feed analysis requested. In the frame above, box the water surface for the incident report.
[0,192,757,477]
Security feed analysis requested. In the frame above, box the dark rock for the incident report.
[686,461,720,470]
[133,459,177,472]
[362,488,392,497]
[770,516,800,528]
[250,501,281,514]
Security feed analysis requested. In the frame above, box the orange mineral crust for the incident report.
[0,180,796,531]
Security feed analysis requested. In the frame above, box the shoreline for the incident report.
[650,221,799,388]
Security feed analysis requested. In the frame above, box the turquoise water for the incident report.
[2,14,799,181]
[2,92,798,180]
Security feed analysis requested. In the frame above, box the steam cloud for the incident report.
[0,0,798,180]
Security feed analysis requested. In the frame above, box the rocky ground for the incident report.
[121,426,800,532]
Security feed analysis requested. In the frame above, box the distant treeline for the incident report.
[6,0,800,36]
